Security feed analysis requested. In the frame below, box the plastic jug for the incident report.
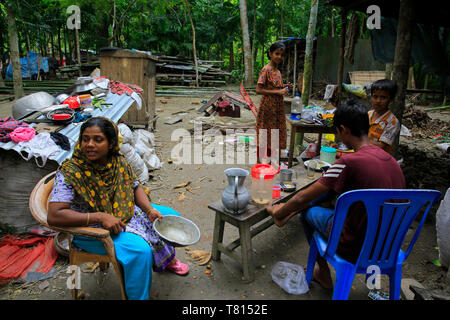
[251,164,278,204]
[320,146,337,164]
[290,94,302,120]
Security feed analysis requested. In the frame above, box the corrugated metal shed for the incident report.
[0,92,135,165]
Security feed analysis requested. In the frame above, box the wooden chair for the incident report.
[29,171,127,300]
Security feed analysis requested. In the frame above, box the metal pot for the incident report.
[12,92,57,120]
[74,76,97,93]
[56,93,70,104]
[46,108,75,125]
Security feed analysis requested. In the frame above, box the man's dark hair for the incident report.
[79,117,119,156]
[333,99,369,137]
[370,79,398,99]
[267,41,286,60]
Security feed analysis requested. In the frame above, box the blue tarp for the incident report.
[5,52,49,79]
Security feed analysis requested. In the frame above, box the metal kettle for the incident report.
[221,168,250,215]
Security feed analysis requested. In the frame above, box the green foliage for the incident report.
[0,0,371,81]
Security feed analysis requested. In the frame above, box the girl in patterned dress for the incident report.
[48,117,189,300]
[255,42,292,163]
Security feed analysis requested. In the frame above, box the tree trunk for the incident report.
[301,0,319,107]
[391,0,416,157]
[75,28,82,76]
[110,1,116,46]
[239,0,253,86]
[64,28,69,66]
[251,0,257,77]
[279,0,284,39]
[229,41,234,71]
[261,25,265,67]
[385,62,394,80]
[184,0,199,87]
[6,3,24,99]
[50,32,55,58]
[336,8,347,107]
[25,31,32,79]
[58,26,63,66]
[331,9,335,37]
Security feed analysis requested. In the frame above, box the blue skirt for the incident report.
[72,204,180,300]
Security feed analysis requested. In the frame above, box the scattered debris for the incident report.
[81,262,99,273]
[164,115,184,125]
[174,181,191,189]
[185,248,211,265]
[38,280,50,291]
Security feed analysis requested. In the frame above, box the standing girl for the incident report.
[255,42,292,163]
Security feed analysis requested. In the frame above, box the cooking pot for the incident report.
[74,76,97,93]
[46,108,75,125]
[12,92,57,120]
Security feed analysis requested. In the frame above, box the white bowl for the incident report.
[153,215,201,247]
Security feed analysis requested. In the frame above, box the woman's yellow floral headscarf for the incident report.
[59,117,139,223]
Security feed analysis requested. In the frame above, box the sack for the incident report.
[436,188,450,267]
[343,83,367,99]
[133,129,162,170]
[118,123,135,146]
[271,261,309,295]
[120,143,148,182]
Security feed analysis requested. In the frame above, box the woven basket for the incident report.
[349,71,386,85]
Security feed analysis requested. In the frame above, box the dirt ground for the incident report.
[0,89,449,301]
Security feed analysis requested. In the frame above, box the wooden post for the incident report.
[391,0,416,156]
[301,0,319,107]
[336,8,347,107]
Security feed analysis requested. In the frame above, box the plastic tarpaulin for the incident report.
[0,235,58,284]
[5,51,49,79]
[371,17,450,76]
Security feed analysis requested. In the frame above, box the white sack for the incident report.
[436,187,450,268]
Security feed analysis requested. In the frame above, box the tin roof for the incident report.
[0,92,136,166]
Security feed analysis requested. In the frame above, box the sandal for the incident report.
[166,259,189,276]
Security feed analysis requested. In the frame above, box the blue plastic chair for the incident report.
[305,189,441,300]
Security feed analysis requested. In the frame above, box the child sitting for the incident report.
[368,79,400,153]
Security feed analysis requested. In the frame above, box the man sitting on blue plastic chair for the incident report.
[266,100,406,290]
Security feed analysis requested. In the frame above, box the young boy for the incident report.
[368,79,400,153]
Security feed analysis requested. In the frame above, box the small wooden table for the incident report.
[286,115,335,168]
[208,167,315,282]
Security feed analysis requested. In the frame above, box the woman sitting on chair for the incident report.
[48,117,189,300]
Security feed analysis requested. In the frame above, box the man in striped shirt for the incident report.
[267,101,405,289]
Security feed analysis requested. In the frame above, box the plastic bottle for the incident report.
[290,93,302,120]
